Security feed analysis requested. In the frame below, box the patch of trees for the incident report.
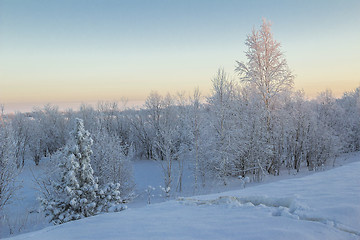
[39,119,126,224]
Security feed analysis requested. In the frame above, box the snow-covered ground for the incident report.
[0,161,48,237]
[3,154,360,240]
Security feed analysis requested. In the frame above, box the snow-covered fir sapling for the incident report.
[98,183,126,212]
[39,118,126,225]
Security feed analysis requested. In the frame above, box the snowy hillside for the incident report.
[5,160,360,240]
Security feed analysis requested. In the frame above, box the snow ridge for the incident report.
[178,195,360,237]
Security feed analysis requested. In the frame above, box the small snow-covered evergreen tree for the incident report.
[40,118,125,224]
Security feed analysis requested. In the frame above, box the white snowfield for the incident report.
[6,161,360,240]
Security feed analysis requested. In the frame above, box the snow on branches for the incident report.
[39,118,126,224]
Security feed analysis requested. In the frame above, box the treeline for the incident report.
[1,82,359,187]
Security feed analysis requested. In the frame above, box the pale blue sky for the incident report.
[0,0,359,112]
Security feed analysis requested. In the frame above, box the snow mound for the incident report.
[179,195,308,215]
[179,195,360,237]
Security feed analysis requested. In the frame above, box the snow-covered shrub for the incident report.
[238,176,250,188]
[159,185,171,198]
[145,185,156,204]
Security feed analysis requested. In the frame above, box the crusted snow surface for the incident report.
[179,195,359,237]
[4,161,360,240]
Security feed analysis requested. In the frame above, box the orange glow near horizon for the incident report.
[1,1,359,112]
[294,78,359,99]
[1,76,359,114]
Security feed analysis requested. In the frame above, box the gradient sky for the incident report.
[0,0,359,112]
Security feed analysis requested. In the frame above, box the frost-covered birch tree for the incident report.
[154,94,177,197]
[11,113,31,168]
[91,129,134,200]
[235,18,294,110]
[189,88,209,189]
[0,119,20,212]
[235,19,294,175]
[207,69,237,183]
[337,87,360,151]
